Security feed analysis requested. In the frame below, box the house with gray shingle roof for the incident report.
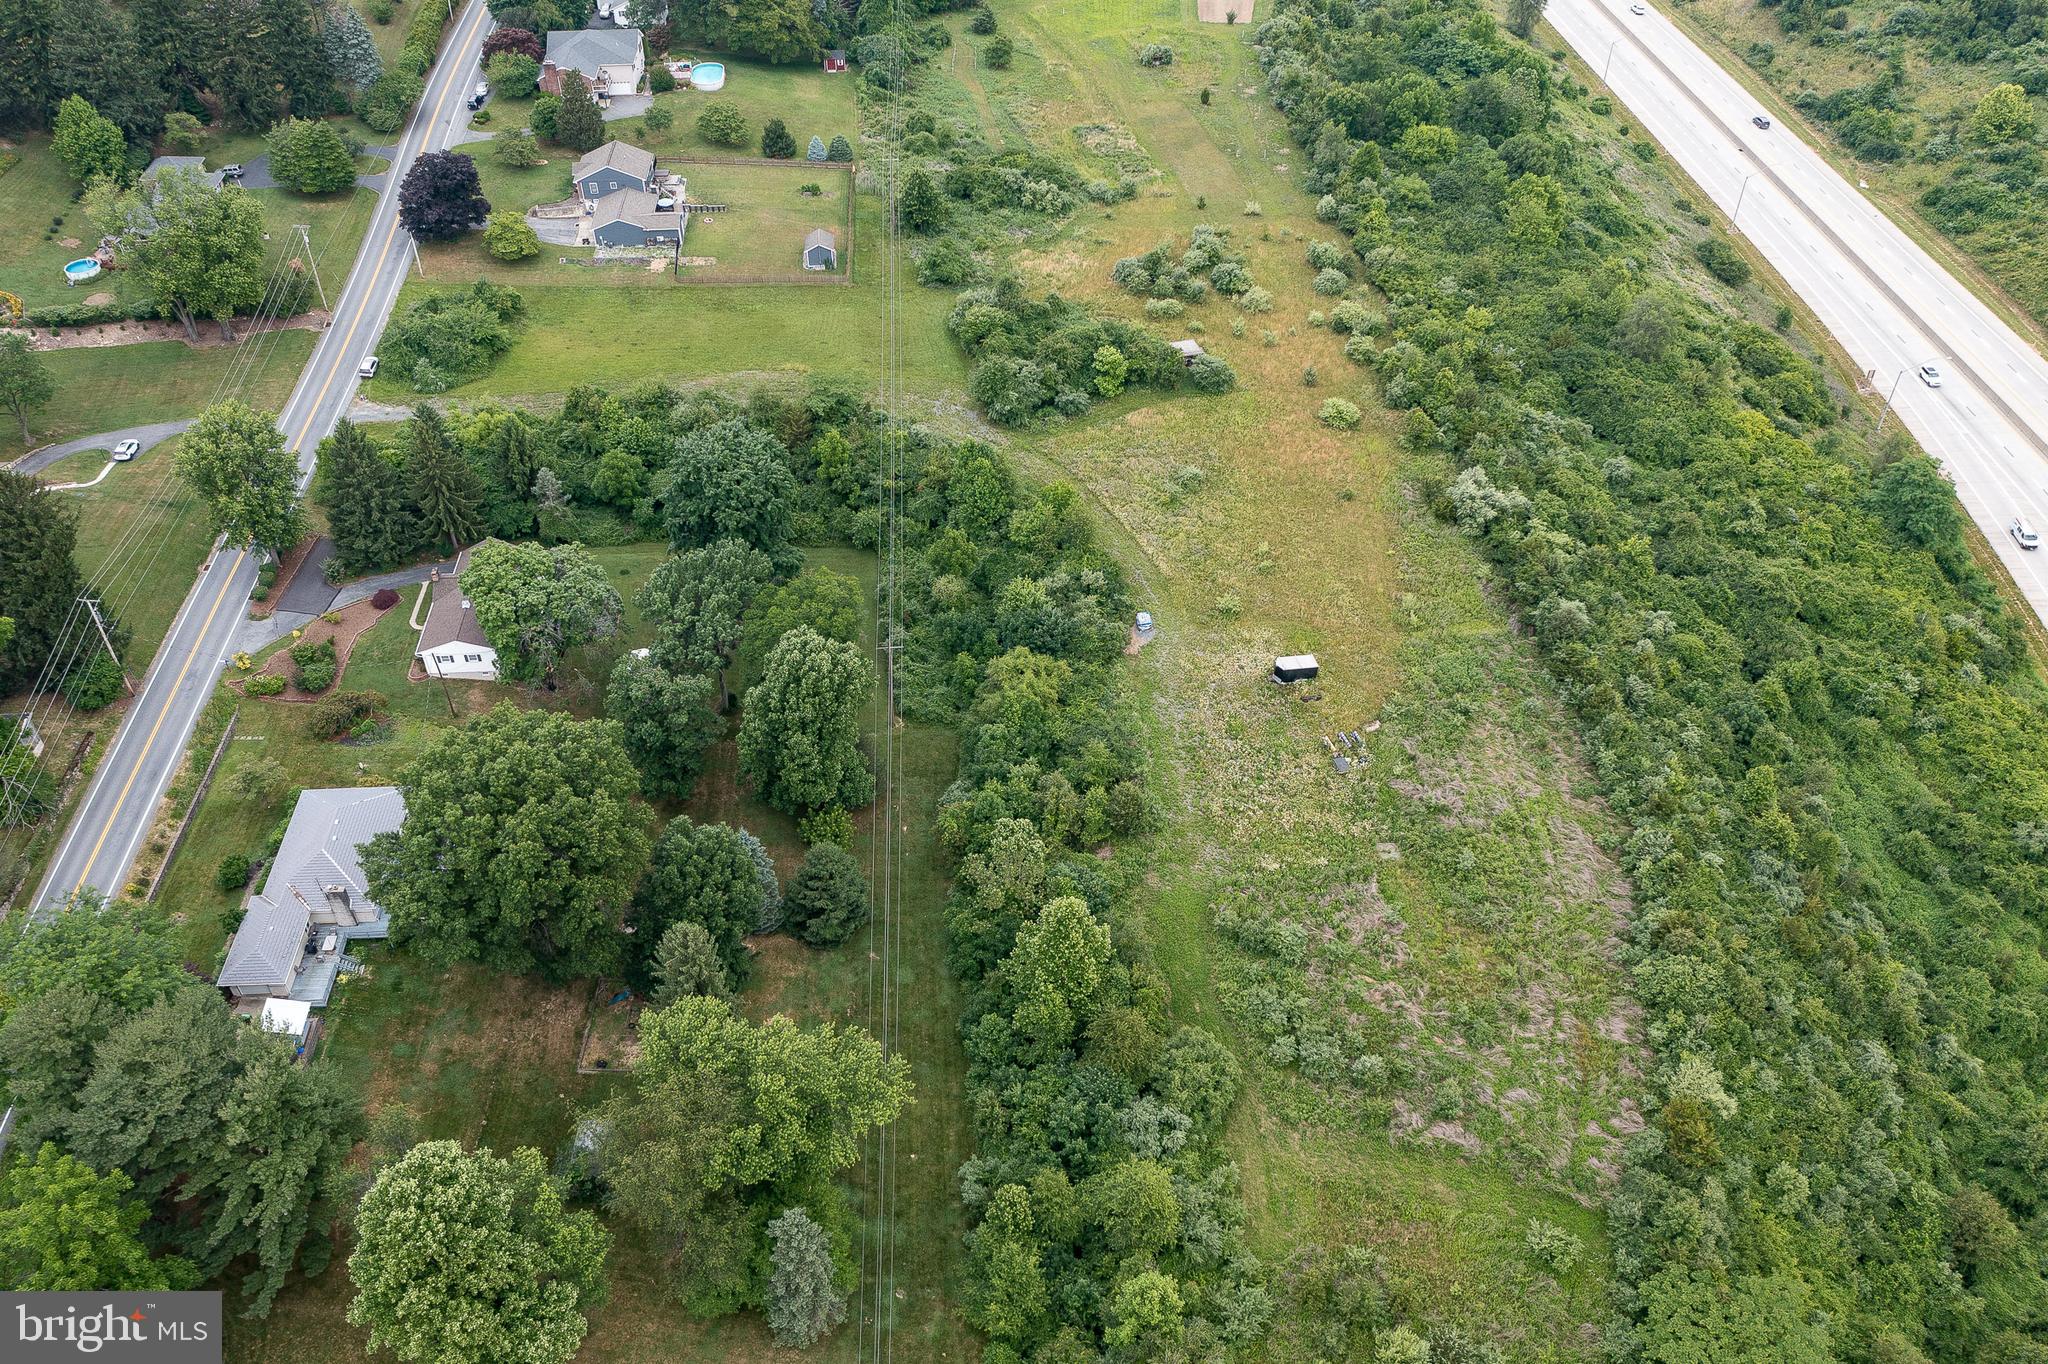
[415,553,499,679]
[587,187,686,248]
[572,140,657,200]
[540,28,644,97]
[217,787,404,1006]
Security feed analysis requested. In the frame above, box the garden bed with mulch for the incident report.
[226,595,393,702]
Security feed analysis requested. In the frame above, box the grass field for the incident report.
[383,189,959,401]
[1,331,315,461]
[61,436,219,675]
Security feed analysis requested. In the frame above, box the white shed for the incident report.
[259,997,313,1039]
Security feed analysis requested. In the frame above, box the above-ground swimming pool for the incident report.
[690,61,725,91]
[63,258,101,284]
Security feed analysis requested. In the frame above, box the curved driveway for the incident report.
[7,420,194,476]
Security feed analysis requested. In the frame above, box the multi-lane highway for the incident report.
[29,0,494,913]
[1552,0,2048,624]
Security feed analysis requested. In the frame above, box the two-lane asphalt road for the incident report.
[1552,0,2048,625]
[30,0,494,914]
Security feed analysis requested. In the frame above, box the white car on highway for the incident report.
[1918,363,1943,388]
[2012,518,2040,550]
[358,355,379,379]
[111,439,141,462]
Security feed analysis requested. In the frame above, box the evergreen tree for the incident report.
[761,117,796,158]
[806,134,827,161]
[628,818,765,988]
[48,0,154,140]
[0,471,89,691]
[782,843,870,947]
[256,0,334,118]
[0,0,54,128]
[196,0,280,126]
[553,70,604,152]
[648,920,731,1006]
[320,0,381,92]
[402,405,484,552]
[317,421,424,574]
[131,0,197,114]
[826,134,853,161]
[766,1207,846,1348]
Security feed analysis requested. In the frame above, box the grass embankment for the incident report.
[151,545,972,1364]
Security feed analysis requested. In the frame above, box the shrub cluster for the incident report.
[1257,0,2048,1355]
[380,280,524,393]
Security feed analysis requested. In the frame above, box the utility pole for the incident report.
[1603,38,1621,81]
[1876,368,1906,435]
[1732,172,1758,227]
[80,596,135,696]
[294,224,328,311]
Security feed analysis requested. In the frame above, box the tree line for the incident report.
[1256,0,2048,1359]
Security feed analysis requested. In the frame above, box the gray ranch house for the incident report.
[573,140,656,200]
[589,188,685,247]
[217,787,404,1010]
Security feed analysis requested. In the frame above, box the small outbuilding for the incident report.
[802,227,839,271]
[259,997,313,1040]
[823,49,849,73]
[1272,653,1320,685]
[1170,339,1206,365]
[416,555,500,680]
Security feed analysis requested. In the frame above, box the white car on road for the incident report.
[111,439,140,462]
[2012,518,2040,550]
[1918,363,1943,388]
[358,355,379,379]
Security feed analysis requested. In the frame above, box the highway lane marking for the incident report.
[70,551,247,895]
[55,2,490,905]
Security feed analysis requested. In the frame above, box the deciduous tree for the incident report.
[637,538,773,703]
[0,1144,189,1290]
[174,400,307,552]
[88,167,267,341]
[629,818,764,987]
[51,94,125,186]
[483,208,541,260]
[398,150,490,241]
[900,166,942,233]
[695,100,748,147]
[348,1141,609,1364]
[739,566,864,669]
[606,652,721,798]
[659,419,799,563]
[0,332,55,444]
[363,704,649,980]
[461,538,622,683]
[738,626,876,815]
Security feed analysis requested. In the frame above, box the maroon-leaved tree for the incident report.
[398,151,490,242]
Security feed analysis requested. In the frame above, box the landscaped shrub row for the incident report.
[1255,0,2048,1358]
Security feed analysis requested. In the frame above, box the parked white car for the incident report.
[111,439,140,462]
[358,355,379,379]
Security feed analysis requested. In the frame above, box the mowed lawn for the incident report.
[60,436,220,674]
[389,189,962,401]
[153,544,973,1362]
[676,161,850,278]
[0,331,314,460]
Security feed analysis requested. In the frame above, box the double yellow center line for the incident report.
[65,0,492,900]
